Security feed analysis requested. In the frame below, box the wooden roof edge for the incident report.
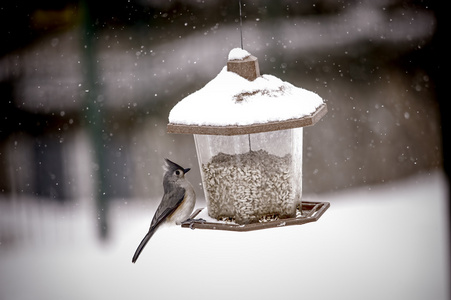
[167,103,327,136]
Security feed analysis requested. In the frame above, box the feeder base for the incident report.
[181,201,329,232]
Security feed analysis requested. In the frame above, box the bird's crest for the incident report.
[164,158,184,172]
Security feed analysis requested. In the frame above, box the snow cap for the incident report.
[228,48,251,60]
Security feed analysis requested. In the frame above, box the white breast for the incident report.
[169,180,196,225]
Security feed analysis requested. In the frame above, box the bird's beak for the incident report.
[184,168,191,174]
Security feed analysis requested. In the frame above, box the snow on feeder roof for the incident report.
[167,48,327,136]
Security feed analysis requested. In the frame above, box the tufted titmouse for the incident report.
[132,158,196,263]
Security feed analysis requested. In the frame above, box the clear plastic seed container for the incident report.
[194,128,303,224]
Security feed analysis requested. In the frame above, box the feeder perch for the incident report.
[168,48,328,229]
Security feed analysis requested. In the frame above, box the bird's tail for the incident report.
[132,226,157,263]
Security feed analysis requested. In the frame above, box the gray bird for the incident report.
[132,159,196,263]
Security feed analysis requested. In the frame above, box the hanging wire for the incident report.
[239,0,251,151]
[239,0,243,49]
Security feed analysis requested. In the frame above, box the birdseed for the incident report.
[201,150,299,224]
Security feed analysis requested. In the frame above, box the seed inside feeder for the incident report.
[202,149,298,224]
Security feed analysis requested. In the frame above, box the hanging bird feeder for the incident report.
[168,48,329,231]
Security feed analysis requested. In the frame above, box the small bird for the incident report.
[132,159,196,263]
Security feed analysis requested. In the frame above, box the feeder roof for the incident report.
[168,49,327,135]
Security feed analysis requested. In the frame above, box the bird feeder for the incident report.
[168,48,328,228]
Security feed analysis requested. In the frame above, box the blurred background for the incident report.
[0,0,448,299]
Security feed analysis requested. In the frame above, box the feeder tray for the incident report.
[181,201,330,232]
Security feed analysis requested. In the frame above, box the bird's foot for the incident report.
[184,218,206,230]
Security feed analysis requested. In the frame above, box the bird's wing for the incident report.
[149,185,186,229]
[132,185,186,263]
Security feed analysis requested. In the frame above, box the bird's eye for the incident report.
[175,170,180,176]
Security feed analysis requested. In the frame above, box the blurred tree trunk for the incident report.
[80,0,109,240]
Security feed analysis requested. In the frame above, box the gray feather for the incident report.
[132,175,186,263]
[150,185,186,228]
[164,158,184,173]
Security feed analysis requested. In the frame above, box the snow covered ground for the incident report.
[0,171,449,300]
